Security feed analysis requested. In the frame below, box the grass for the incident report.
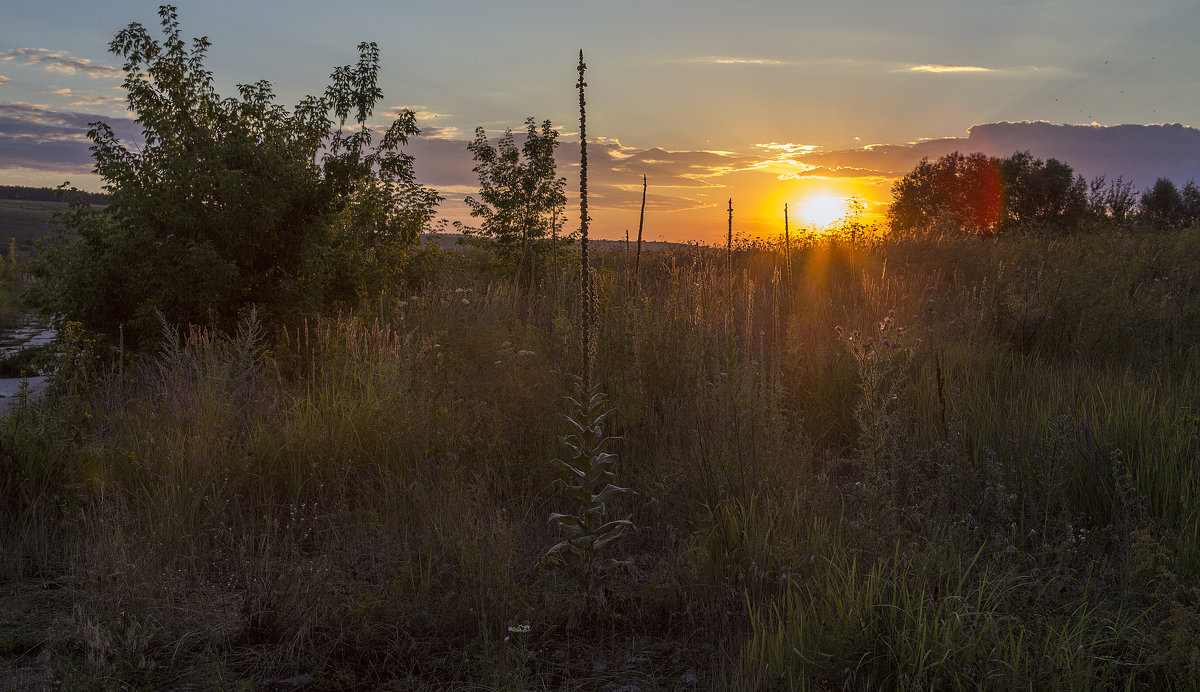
[3,225,1200,688]
[0,199,68,253]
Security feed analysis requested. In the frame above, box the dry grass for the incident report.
[3,226,1200,688]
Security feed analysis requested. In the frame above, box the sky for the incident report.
[3,0,1200,243]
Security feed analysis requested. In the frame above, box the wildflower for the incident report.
[507,623,531,634]
[461,298,470,305]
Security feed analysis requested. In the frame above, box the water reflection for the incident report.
[0,318,55,406]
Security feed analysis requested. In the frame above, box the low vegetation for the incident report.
[5,6,1200,689]
[4,224,1200,689]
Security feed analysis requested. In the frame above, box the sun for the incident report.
[800,195,849,228]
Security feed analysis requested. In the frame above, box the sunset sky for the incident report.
[3,0,1200,243]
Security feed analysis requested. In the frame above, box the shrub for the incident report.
[33,5,440,349]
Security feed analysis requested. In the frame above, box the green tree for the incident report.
[34,5,439,348]
[464,117,567,278]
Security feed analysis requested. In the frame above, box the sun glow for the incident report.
[800,195,849,228]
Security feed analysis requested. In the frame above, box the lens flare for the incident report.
[800,195,849,228]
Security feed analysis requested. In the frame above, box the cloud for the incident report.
[901,63,1065,76]
[907,64,994,74]
[0,76,9,85]
[785,122,1200,189]
[385,105,451,120]
[755,142,820,156]
[70,96,125,107]
[0,103,136,173]
[420,125,464,140]
[1,48,123,78]
[686,56,790,65]
[0,102,100,133]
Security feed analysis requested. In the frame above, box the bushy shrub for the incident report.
[34,5,440,349]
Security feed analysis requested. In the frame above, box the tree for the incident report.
[888,150,1087,236]
[888,152,1003,236]
[1139,178,1186,230]
[1181,180,1200,229]
[997,152,1087,231]
[464,118,567,277]
[1087,175,1136,227]
[34,5,439,348]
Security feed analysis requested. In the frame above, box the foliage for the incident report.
[464,117,566,276]
[32,5,439,349]
[1140,177,1200,230]
[997,151,1088,230]
[889,150,1088,235]
[542,384,635,606]
[5,228,1200,687]
[9,31,1200,690]
[1087,175,1137,228]
[887,152,1004,235]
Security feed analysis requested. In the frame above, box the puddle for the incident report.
[0,376,47,402]
[0,318,55,407]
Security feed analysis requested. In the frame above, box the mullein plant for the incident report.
[543,384,634,604]
[543,51,634,607]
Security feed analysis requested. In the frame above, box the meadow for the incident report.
[2,222,1199,689]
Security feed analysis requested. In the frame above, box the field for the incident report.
[0,199,69,253]
[3,225,1200,689]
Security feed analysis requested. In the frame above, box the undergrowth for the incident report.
[3,227,1200,688]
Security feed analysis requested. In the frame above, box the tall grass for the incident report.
[3,226,1200,687]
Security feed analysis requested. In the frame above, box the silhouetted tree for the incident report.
[888,152,1003,236]
[464,117,567,278]
[997,152,1087,231]
[1088,175,1137,227]
[1182,180,1200,228]
[889,150,1087,236]
[1140,178,1187,230]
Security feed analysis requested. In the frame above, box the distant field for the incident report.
[0,199,65,250]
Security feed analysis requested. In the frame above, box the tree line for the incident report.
[888,150,1200,236]
[0,185,108,205]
